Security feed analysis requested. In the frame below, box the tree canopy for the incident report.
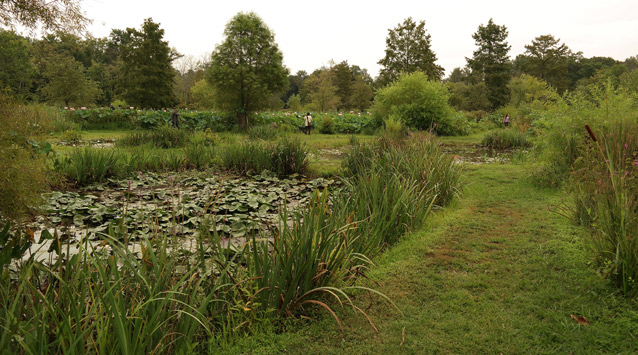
[0,0,88,34]
[516,34,571,93]
[377,17,443,87]
[117,18,177,109]
[207,12,288,127]
[466,18,512,109]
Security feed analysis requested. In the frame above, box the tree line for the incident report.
[1,11,637,123]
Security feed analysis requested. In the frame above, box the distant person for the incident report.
[110,104,115,110]
[304,112,313,135]
[504,114,510,127]
[118,105,122,110]
[171,107,180,128]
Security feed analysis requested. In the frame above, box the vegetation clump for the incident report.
[481,129,532,149]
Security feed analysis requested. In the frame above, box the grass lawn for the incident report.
[220,155,638,353]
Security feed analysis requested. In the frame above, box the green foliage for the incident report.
[248,124,279,141]
[372,72,458,135]
[508,74,559,107]
[481,129,532,149]
[117,18,177,108]
[55,147,121,185]
[208,12,288,128]
[0,0,88,34]
[467,18,512,109]
[0,97,52,221]
[118,125,189,148]
[302,70,339,112]
[569,123,638,293]
[221,139,308,176]
[318,116,335,134]
[286,94,302,111]
[184,142,215,170]
[377,17,443,86]
[40,52,99,107]
[516,34,571,93]
[190,79,216,109]
[447,81,491,112]
[0,30,35,98]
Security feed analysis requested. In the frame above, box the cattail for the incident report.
[585,124,597,142]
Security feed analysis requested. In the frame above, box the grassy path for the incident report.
[226,158,638,353]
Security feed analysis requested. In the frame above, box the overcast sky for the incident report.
[81,0,638,77]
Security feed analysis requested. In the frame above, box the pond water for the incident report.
[25,170,336,263]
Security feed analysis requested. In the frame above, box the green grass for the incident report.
[220,162,638,354]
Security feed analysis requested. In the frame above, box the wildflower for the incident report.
[624,144,629,149]
[169,175,174,183]
[129,106,134,109]
[81,107,87,110]
[634,160,638,166]
[70,107,75,111]
[127,180,132,189]
[338,113,343,116]
[64,107,68,110]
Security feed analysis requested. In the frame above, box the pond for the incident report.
[26,170,336,263]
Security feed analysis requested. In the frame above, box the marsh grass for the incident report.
[221,138,309,176]
[481,129,532,149]
[571,123,638,293]
[118,125,189,148]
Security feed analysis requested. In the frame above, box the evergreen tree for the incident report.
[207,12,288,128]
[377,17,443,86]
[517,35,571,93]
[118,18,177,109]
[332,61,354,110]
[466,19,511,109]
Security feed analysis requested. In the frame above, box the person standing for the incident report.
[171,107,180,128]
[304,112,313,135]
[504,114,510,128]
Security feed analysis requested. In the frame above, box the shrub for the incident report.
[61,129,82,144]
[318,116,335,134]
[481,129,532,149]
[373,71,458,135]
[0,96,51,221]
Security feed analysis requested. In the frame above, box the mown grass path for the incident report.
[226,156,638,354]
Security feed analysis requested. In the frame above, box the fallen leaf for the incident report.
[570,314,590,325]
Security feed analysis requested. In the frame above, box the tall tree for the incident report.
[517,34,571,93]
[0,30,35,97]
[40,52,98,106]
[117,18,177,109]
[466,19,512,109]
[332,61,355,110]
[207,12,288,128]
[377,17,443,86]
[302,69,339,112]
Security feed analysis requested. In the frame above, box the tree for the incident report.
[0,30,35,97]
[207,12,288,128]
[117,18,177,109]
[377,17,443,86]
[466,19,511,109]
[190,79,216,109]
[332,61,354,109]
[373,71,455,135]
[302,69,339,112]
[286,94,302,111]
[174,54,206,107]
[517,35,571,93]
[0,0,88,34]
[350,75,373,111]
[40,52,98,106]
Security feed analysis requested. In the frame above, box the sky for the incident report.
[81,0,638,77]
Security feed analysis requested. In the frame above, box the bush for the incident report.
[0,97,51,221]
[481,129,532,149]
[373,72,459,135]
[318,116,335,134]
